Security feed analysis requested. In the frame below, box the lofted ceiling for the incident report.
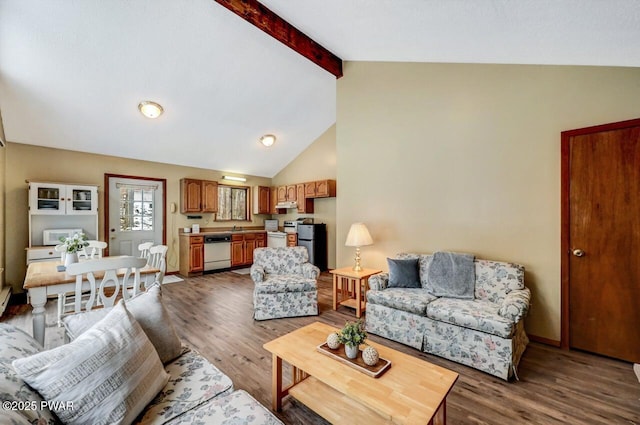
[1,1,639,178]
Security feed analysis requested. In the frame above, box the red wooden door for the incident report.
[562,118,640,363]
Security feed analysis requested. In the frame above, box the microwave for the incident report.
[43,228,83,246]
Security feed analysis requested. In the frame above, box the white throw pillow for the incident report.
[13,302,169,425]
[63,283,183,363]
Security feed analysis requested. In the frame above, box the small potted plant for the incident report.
[59,233,89,267]
[338,319,367,359]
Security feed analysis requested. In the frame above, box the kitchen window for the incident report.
[216,185,248,221]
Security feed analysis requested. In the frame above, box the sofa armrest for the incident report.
[498,287,531,323]
[250,264,265,282]
[301,263,320,279]
[368,273,389,291]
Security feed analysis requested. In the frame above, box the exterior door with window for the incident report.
[108,177,164,256]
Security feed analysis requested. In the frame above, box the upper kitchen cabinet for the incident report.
[277,185,297,203]
[304,179,336,198]
[180,178,218,213]
[253,186,271,214]
[29,182,98,215]
[296,184,314,214]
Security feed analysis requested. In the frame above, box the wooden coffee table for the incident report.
[263,322,458,424]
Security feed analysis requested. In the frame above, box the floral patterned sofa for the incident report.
[251,246,320,320]
[365,253,530,380]
[0,324,283,425]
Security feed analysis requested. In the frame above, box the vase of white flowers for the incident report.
[60,233,89,267]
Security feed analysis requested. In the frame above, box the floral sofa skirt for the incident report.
[0,324,283,425]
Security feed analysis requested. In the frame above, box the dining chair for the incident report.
[148,245,168,284]
[64,256,149,313]
[57,240,109,324]
[78,240,108,260]
[138,242,153,261]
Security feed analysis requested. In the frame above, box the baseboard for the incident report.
[0,287,11,317]
[528,334,561,347]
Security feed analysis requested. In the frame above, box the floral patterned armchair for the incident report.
[251,246,320,320]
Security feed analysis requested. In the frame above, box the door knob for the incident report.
[572,249,585,257]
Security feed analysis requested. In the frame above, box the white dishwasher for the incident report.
[203,234,231,271]
[267,231,287,248]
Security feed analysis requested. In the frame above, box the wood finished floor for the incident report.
[4,272,639,424]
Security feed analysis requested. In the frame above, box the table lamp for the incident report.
[345,222,373,272]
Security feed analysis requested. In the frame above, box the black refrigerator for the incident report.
[296,223,327,271]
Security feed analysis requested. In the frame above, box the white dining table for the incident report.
[23,258,159,345]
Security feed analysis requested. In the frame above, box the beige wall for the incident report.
[5,143,272,293]
[272,124,337,268]
[336,61,640,341]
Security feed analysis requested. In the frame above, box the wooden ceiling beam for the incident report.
[213,0,343,78]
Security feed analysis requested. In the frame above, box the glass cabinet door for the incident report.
[29,183,98,215]
[67,185,98,215]
[29,183,66,215]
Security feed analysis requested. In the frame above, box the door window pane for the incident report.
[120,188,154,231]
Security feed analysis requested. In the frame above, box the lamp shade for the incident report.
[345,223,373,247]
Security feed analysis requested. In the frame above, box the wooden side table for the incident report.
[330,267,382,318]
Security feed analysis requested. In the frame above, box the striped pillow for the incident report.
[13,302,169,425]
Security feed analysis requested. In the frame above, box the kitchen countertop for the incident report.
[179,228,267,237]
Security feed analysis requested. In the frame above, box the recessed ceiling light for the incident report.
[138,101,164,119]
[260,134,276,147]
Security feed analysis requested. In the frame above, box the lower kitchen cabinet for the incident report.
[179,235,204,276]
[231,232,266,267]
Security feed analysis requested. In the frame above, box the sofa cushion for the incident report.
[254,275,317,294]
[13,302,169,425]
[474,259,525,303]
[62,283,183,363]
[367,288,437,316]
[387,258,421,288]
[134,347,234,425]
[426,298,515,338]
[162,390,283,425]
[0,324,60,425]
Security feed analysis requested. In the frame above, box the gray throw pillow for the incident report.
[13,302,169,425]
[63,283,182,363]
[387,258,421,288]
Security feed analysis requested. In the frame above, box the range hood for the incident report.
[275,201,298,209]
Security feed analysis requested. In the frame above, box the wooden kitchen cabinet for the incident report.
[304,179,336,198]
[201,180,218,213]
[180,178,218,213]
[296,183,314,213]
[231,232,266,267]
[276,186,287,203]
[253,186,270,214]
[277,185,297,203]
[286,185,297,202]
[270,187,282,214]
[286,233,297,247]
[179,234,204,276]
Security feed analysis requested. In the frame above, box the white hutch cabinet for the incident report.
[27,182,99,264]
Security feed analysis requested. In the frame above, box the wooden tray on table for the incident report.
[316,343,391,378]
